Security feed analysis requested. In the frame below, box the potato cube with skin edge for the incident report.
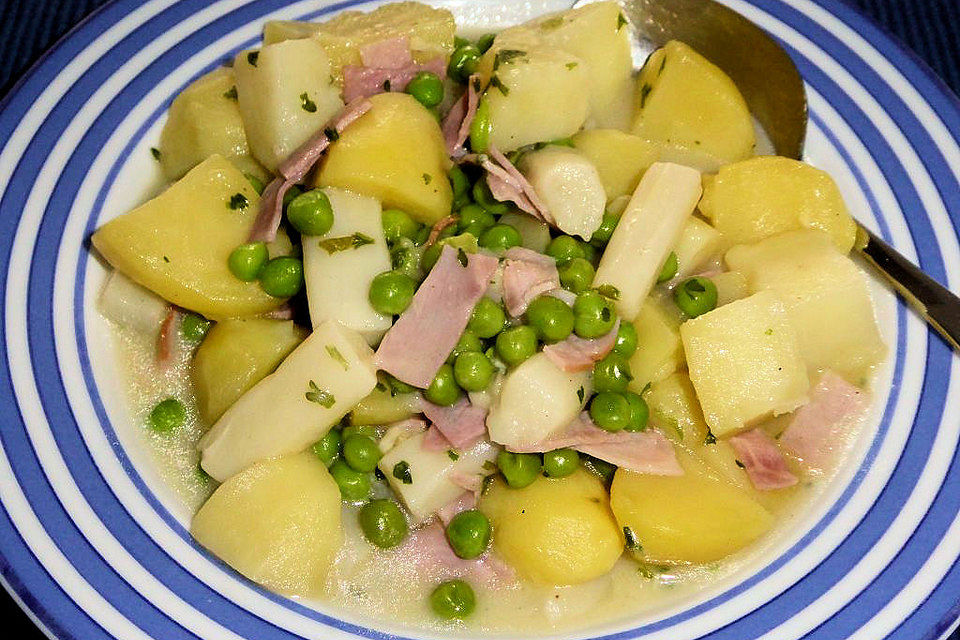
[191,451,342,597]
[593,162,702,321]
[572,129,659,202]
[91,155,287,320]
[631,41,755,166]
[234,39,343,172]
[680,291,810,438]
[725,229,885,381]
[519,146,606,240]
[199,321,377,482]
[315,92,452,225]
[700,156,857,253]
[302,187,392,346]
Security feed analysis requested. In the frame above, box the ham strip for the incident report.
[543,320,620,373]
[501,246,560,317]
[380,417,428,452]
[250,98,373,242]
[442,75,481,157]
[157,307,178,366]
[779,371,868,473]
[485,146,553,224]
[729,429,798,491]
[376,245,498,388]
[508,413,683,476]
[422,397,488,449]
[343,57,446,102]
[424,215,459,249]
[422,425,453,452]
[404,523,515,586]
[437,491,477,525]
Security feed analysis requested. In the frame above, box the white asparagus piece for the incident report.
[98,270,168,334]
[520,146,606,240]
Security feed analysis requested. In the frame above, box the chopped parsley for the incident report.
[765,328,774,335]
[566,62,578,70]
[735,459,746,469]
[493,49,526,71]
[247,51,259,67]
[223,85,238,101]
[324,127,339,141]
[228,193,249,210]
[659,56,667,76]
[382,79,392,92]
[489,75,510,96]
[596,284,621,300]
[150,147,161,161]
[326,345,349,370]
[300,92,317,113]
[304,380,335,408]
[392,461,413,484]
[457,248,469,267]
[447,449,460,461]
[704,429,717,445]
[601,306,612,322]
[577,386,586,404]
[422,173,432,185]
[162,255,170,263]
[617,12,628,31]
[639,83,653,109]
[318,232,375,254]
[623,526,642,551]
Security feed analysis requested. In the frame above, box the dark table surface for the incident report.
[1,0,958,639]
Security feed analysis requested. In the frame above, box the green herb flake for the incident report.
[223,85,238,101]
[162,255,170,263]
[326,345,349,370]
[472,76,483,93]
[228,193,249,210]
[300,92,317,113]
[639,83,653,109]
[659,56,667,76]
[623,526,642,551]
[704,429,717,445]
[596,284,621,300]
[765,328,774,335]
[247,51,259,67]
[735,459,746,469]
[493,49,526,71]
[383,78,392,92]
[305,380,335,408]
[324,127,340,141]
[447,449,460,461]
[457,248,469,267]
[617,12,628,31]
[577,386,586,404]
[393,461,413,485]
[422,173,432,185]
[601,306,612,322]
[482,460,498,472]
[150,147,161,161]
[318,232,375,254]
[565,62,578,70]
[489,75,510,96]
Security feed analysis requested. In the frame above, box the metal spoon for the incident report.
[590,0,960,351]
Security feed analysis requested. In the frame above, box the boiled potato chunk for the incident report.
[350,385,422,426]
[191,452,342,597]
[725,230,885,380]
[631,41,755,166]
[680,291,809,438]
[519,146,606,239]
[713,270,749,306]
[672,216,722,277]
[572,129,658,202]
[192,319,307,425]
[700,156,857,252]
[478,38,589,152]
[91,155,286,319]
[234,39,343,172]
[264,2,455,84]
[199,321,377,481]
[644,372,708,447]
[627,300,683,391]
[481,470,623,585]
[499,212,551,253]
[315,92,452,225]
[158,67,265,181]
[610,449,773,564]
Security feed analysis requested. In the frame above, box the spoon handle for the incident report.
[856,225,960,351]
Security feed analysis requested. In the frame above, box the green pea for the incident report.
[445,509,491,559]
[406,71,444,108]
[448,329,483,364]
[580,240,600,266]
[545,235,585,263]
[674,276,718,318]
[469,98,491,153]
[476,33,496,53]
[311,430,341,467]
[390,242,422,281]
[468,298,506,338]
[593,353,633,393]
[244,172,265,195]
[472,178,510,214]
[343,434,382,473]
[542,448,580,478]
[454,36,471,49]
[282,185,302,209]
[612,322,638,359]
[342,424,379,440]
[287,189,334,236]
[582,455,617,486]
[657,252,679,283]
[449,166,471,207]
[259,256,304,298]
[329,460,371,501]
[573,290,617,339]
[589,392,631,432]
[558,257,595,294]
[457,204,495,234]
[369,270,416,316]
[425,363,461,406]
[448,44,481,82]
[623,392,649,432]
[478,223,521,252]
[497,450,541,489]
[382,209,420,243]
[180,313,211,343]
[228,242,269,282]
[359,499,409,549]
[590,211,620,246]
[495,325,538,366]
[148,397,185,433]
[453,351,495,392]
[421,243,442,272]
[430,579,476,620]
[414,225,433,246]
[525,295,575,343]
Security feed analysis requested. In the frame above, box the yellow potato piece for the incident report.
[610,449,773,564]
[192,319,307,425]
[700,156,857,252]
[627,300,684,392]
[572,129,659,201]
[643,372,708,447]
[315,92,452,225]
[91,155,287,320]
[191,452,342,597]
[632,41,755,166]
[480,469,623,586]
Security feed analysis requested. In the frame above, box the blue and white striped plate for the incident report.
[1,0,958,638]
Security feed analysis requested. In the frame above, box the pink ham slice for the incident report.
[442,75,481,157]
[422,397,488,449]
[250,98,373,243]
[403,523,515,586]
[156,307,178,366]
[508,413,683,476]
[779,371,869,473]
[375,245,499,388]
[542,320,620,373]
[342,57,446,102]
[728,428,798,491]
[423,215,459,249]
[421,425,453,452]
[501,246,560,317]
[484,146,554,224]
[436,491,477,526]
